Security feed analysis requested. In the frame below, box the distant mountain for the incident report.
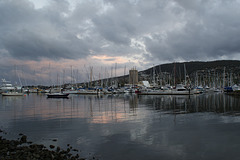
[79,60,240,87]
[139,60,240,85]
[142,60,239,74]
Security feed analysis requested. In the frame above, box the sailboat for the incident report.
[47,86,69,98]
[47,73,69,98]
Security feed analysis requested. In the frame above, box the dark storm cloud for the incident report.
[0,0,240,63]
[3,29,77,60]
[144,0,240,61]
[0,0,91,60]
[92,1,137,45]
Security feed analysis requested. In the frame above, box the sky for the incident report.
[1,0,240,85]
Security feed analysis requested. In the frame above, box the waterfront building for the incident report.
[129,67,138,86]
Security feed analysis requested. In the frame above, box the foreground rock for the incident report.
[0,134,85,160]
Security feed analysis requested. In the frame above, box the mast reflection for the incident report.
[138,93,240,115]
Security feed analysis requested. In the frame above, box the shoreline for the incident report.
[0,129,89,160]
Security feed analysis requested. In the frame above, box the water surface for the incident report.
[1,93,240,160]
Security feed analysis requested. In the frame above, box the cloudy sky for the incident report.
[1,0,240,85]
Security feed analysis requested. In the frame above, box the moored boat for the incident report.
[47,93,69,98]
[136,84,193,95]
[224,86,233,92]
[62,89,78,94]
[171,84,193,95]
[76,88,102,95]
[2,92,24,96]
[136,88,172,95]
[0,79,16,93]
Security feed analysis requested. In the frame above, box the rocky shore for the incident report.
[0,129,87,160]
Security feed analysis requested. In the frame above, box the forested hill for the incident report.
[79,60,240,87]
[141,60,240,76]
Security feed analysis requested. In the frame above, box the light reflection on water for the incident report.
[1,93,240,160]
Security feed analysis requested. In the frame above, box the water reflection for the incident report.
[1,93,240,160]
[137,93,240,115]
[1,93,240,123]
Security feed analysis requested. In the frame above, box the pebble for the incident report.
[0,134,87,160]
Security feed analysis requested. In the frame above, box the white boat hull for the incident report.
[2,92,24,96]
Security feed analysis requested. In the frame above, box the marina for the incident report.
[1,0,240,159]
[1,92,240,160]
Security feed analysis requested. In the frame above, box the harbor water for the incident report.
[1,93,240,160]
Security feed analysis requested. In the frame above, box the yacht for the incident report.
[0,79,15,93]
[171,84,192,95]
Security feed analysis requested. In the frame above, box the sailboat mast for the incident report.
[159,65,162,86]
[124,65,126,85]
[90,66,93,88]
[62,69,65,86]
[70,65,73,85]
[184,63,186,86]
[223,67,225,88]
[174,63,176,87]
[115,63,117,87]
[153,65,155,87]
